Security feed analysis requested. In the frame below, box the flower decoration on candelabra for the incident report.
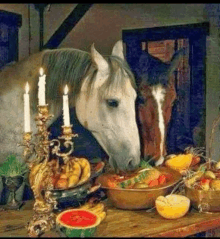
[19,68,78,237]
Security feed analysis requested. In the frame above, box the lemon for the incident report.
[165,154,193,172]
[155,194,190,219]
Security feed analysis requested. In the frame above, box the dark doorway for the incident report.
[123,22,209,154]
[0,10,22,69]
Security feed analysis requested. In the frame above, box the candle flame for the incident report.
[64,85,68,94]
[39,67,44,76]
[25,82,29,94]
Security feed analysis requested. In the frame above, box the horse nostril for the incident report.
[128,160,133,169]
[127,158,139,171]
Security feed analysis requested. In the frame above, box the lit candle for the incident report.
[38,67,46,105]
[24,82,31,132]
[63,85,70,126]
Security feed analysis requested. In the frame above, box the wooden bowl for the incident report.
[96,167,182,210]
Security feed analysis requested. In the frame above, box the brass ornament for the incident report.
[19,104,78,237]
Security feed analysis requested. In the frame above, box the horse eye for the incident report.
[106,99,119,108]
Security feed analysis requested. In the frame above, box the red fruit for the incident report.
[158,175,166,185]
[199,176,208,183]
[200,178,211,184]
[148,179,159,187]
[107,179,117,188]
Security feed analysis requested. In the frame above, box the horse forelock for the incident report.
[98,55,136,99]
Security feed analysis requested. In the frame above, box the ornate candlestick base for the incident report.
[27,211,56,237]
[20,103,80,237]
[27,184,58,236]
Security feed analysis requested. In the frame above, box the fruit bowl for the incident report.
[185,185,220,212]
[184,162,220,212]
[43,162,105,210]
[96,167,182,210]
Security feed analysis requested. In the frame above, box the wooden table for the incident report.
[1,200,220,237]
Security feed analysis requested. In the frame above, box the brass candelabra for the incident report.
[19,104,78,237]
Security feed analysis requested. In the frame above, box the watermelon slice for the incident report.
[56,209,101,237]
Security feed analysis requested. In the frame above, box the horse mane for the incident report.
[39,48,136,105]
[0,47,136,115]
[41,48,92,105]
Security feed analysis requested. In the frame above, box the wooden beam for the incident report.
[34,4,49,51]
[43,4,93,49]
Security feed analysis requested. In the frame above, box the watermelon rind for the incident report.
[58,226,97,237]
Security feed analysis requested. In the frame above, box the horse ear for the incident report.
[111,40,125,60]
[168,48,185,76]
[91,43,109,73]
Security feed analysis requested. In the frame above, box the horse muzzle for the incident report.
[109,154,140,173]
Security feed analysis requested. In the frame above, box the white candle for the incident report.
[38,67,46,105]
[24,82,31,132]
[63,85,70,126]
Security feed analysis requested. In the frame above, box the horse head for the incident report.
[135,49,184,166]
[75,41,141,172]
[0,41,140,173]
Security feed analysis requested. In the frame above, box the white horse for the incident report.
[0,41,140,172]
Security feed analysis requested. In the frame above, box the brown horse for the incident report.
[134,49,184,166]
